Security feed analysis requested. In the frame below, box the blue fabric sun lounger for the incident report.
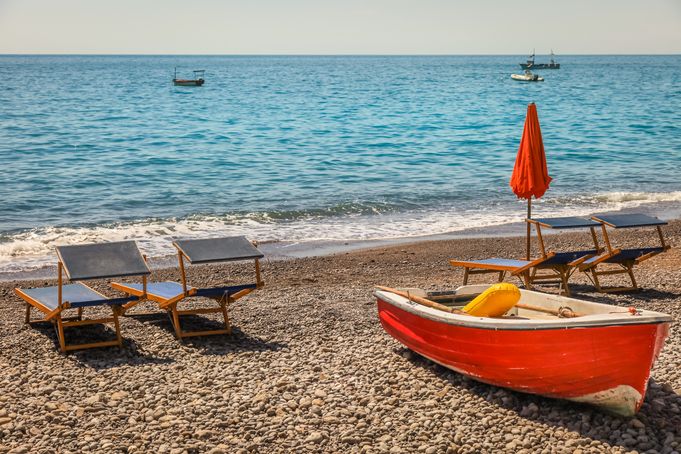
[14,241,150,352]
[579,213,670,292]
[451,216,602,295]
[112,236,264,341]
[524,217,603,295]
[449,255,554,289]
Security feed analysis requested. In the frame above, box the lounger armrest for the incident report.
[110,282,145,297]
[510,252,556,275]
[634,245,671,264]
[450,259,475,268]
[579,249,621,270]
[449,258,530,272]
[568,253,596,267]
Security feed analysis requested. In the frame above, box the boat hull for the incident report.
[376,296,669,416]
[173,79,205,86]
[511,74,544,82]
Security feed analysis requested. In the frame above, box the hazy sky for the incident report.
[1,0,680,54]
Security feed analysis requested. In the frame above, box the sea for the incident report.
[1,55,680,277]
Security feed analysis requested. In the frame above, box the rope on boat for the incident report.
[515,303,581,318]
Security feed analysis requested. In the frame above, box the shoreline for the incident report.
[3,202,680,282]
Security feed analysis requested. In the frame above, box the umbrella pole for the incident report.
[526,198,531,260]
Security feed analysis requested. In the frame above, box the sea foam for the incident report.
[0,191,677,275]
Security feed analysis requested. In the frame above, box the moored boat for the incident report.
[374,284,671,416]
[520,50,561,69]
[511,70,544,82]
[173,68,205,86]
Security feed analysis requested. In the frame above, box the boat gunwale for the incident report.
[374,288,672,331]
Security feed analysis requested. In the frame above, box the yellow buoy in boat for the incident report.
[463,283,520,317]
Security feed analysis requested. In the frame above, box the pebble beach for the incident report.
[1,222,680,454]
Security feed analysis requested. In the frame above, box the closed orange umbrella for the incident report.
[510,103,552,259]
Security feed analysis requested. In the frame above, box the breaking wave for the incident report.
[0,190,678,275]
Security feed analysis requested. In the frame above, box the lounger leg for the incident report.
[56,316,67,353]
[524,272,533,290]
[77,307,83,321]
[497,271,504,282]
[463,268,470,285]
[122,296,141,313]
[169,304,184,341]
[220,300,232,335]
[591,270,603,293]
[626,264,638,291]
[561,271,571,297]
[25,303,31,324]
[112,307,123,347]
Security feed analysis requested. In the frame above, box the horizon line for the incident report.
[1,52,680,57]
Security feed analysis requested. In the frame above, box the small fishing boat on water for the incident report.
[173,68,205,86]
[511,69,544,82]
[374,284,671,416]
[520,50,560,69]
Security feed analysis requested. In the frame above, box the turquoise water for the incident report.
[1,55,680,271]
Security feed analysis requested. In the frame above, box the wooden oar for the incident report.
[375,286,468,315]
[515,303,581,318]
[377,285,582,319]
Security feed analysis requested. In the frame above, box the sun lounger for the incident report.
[112,236,264,341]
[450,255,554,289]
[579,213,670,292]
[525,217,602,295]
[14,241,150,352]
[451,216,602,295]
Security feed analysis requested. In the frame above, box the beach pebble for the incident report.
[1,227,681,453]
[305,432,324,443]
[631,418,646,429]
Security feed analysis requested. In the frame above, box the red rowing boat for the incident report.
[375,285,671,416]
